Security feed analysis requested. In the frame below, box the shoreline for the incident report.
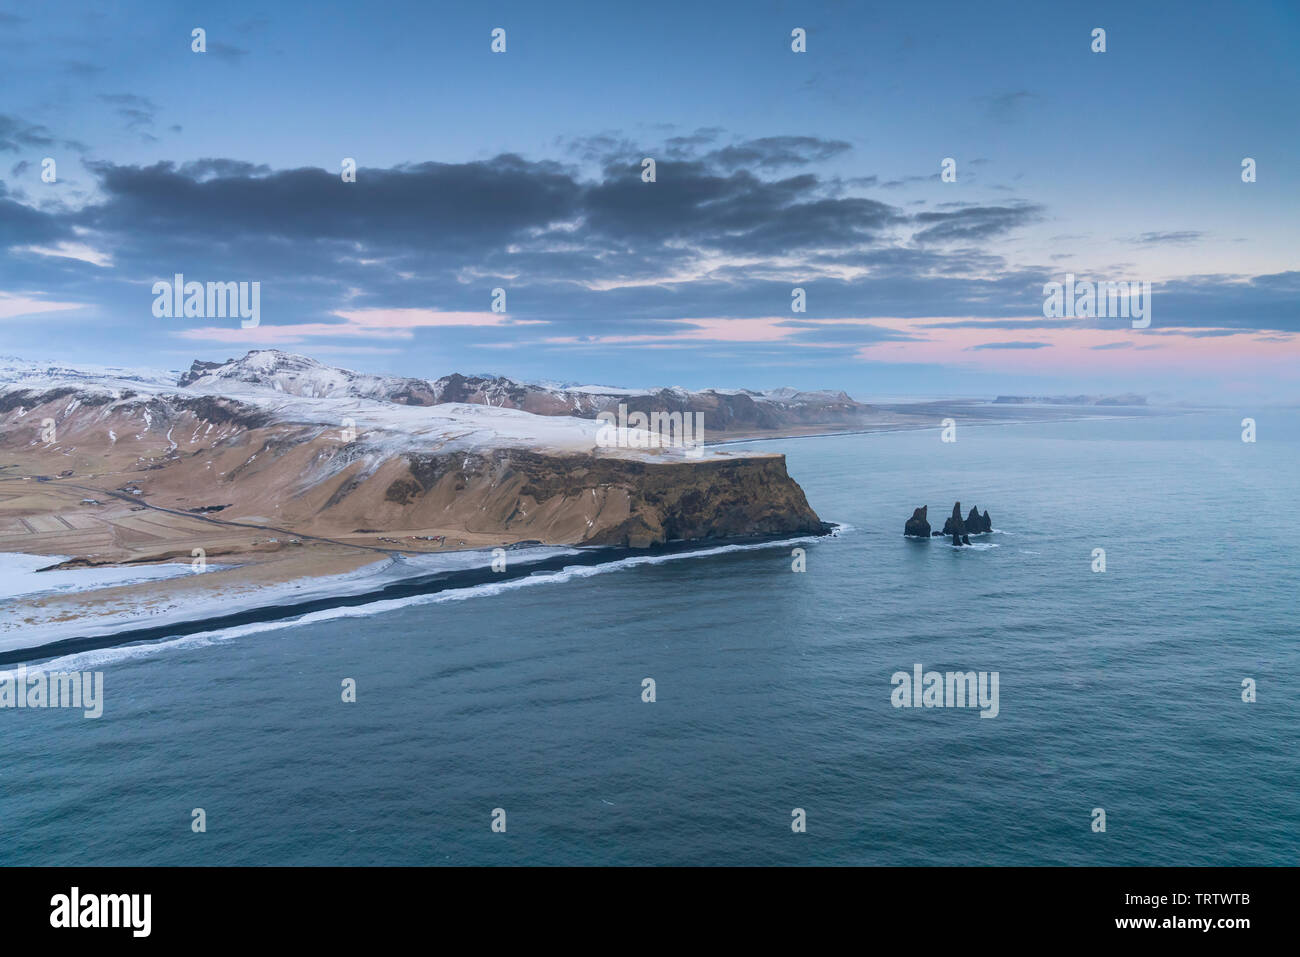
[0,527,839,667]
[0,407,1168,665]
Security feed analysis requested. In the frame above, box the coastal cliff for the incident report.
[388,449,826,548]
[0,377,828,563]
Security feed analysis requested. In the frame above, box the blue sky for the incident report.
[1,0,1297,400]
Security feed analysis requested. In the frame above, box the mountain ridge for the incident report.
[170,349,878,432]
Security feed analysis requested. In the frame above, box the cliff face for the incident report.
[0,384,827,555]
[387,449,825,548]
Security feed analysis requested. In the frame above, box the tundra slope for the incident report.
[0,352,828,567]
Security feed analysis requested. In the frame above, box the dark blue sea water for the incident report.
[3,411,1297,865]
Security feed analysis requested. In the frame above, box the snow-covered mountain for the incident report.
[0,350,828,553]
[0,349,876,433]
[0,354,179,390]
[170,350,876,431]
[176,351,443,404]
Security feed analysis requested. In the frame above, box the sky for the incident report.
[1,0,1297,401]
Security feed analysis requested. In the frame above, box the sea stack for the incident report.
[951,505,992,534]
[942,502,967,537]
[965,506,993,534]
[948,502,966,545]
[913,502,996,542]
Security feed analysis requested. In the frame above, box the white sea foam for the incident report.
[0,546,588,653]
[7,533,833,673]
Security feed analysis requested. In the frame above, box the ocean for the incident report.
[3,411,1296,866]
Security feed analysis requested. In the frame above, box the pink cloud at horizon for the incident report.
[0,293,85,320]
[545,316,802,346]
[856,318,1300,373]
[544,314,1299,377]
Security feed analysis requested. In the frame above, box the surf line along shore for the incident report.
[0,528,837,668]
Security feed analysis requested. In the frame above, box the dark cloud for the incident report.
[207,41,249,61]
[564,133,635,164]
[583,159,900,255]
[911,203,1042,244]
[0,182,72,246]
[706,136,852,170]
[178,158,272,180]
[880,174,933,189]
[1146,327,1243,338]
[976,90,1037,124]
[97,94,157,110]
[571,132,854,178]
[62,60,104,76]
[662,127,724,152]
[97,93,160,137]
[79,154,584,251]
[0,145,1295,342]
[1130,231,1204,246]
[0,114,56,151]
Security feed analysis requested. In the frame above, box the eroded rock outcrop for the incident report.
[904,506,931,538]
[910,501,994,544]
[959,506,992,534]
[941,502,966,539]
[963,507,992,535]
